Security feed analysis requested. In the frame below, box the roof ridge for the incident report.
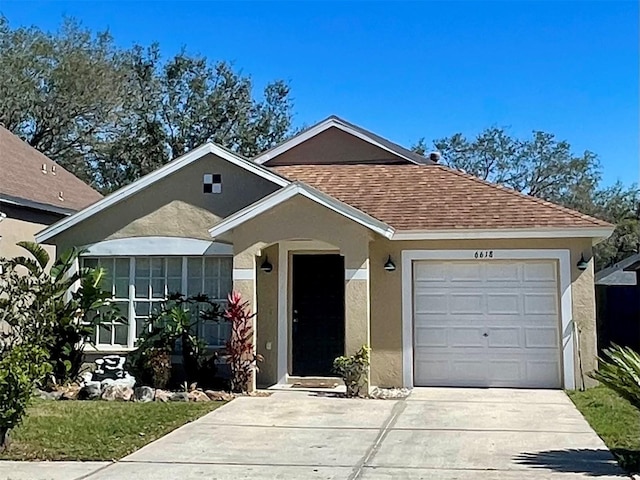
[433,164,611,227]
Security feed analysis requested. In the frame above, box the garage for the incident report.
[413,259,562,388]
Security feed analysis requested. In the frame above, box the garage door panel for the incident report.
[413,260,561,389]
[415,293,448,314]
[486,293,520,314]
[415,326,447,347]
[486,327,521,348]
[449,294,483,313]
[524,262,557,282]
[414,262,447,281]
[449,327,485,347]
[485,263,520,282]
[524,293,558,315]
[449,263,482,281]
[488,360,522,383]
[524,327,559,348]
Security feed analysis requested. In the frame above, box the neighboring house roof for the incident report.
[595,253,640,286]
[271,164,613,238]
[253,115,433,166]
[0,126,102,214]
[36,142,290,243]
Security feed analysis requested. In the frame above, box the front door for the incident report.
[292,254,345,376]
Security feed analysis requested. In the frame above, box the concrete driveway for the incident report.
[0,388,629,479]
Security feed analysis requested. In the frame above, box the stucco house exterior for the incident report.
[0,125,102,260]
[35,116,613,391]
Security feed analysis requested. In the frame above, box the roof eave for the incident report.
[0,194,76,216]
[390,226,615,243]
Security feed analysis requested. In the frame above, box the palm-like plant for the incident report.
[0,241,119,385]
[589,344,640,410]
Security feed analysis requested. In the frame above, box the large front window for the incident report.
[82,256,233,349]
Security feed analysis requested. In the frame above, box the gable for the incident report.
[262,127,415,166]
[43,151,282,250]
[254,116,431,167]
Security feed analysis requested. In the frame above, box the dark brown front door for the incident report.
[291,254,345,376]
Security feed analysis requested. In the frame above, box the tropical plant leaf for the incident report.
[16,241,50,271]
[589,344,640,410]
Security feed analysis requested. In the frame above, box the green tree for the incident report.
[416,128,639,269]
[0,17,293,192]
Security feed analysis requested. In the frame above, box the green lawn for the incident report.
[568,386,640,474]
[0,400,226,461]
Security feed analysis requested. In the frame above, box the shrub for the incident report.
[0,242,119,386]
[225,291,262,393]
[589,344,640,410]
[0,343,51,449]
[333,345,371,397]
[127,293,223,388]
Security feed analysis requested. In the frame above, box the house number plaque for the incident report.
[474,250,494,259]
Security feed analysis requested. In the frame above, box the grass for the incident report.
[568,386,640,474]
[0,399,226,461]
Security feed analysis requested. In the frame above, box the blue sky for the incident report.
[1,0,638,186]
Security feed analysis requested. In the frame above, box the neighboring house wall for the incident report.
[368,237,597,389]
[0,204,60,260]
[51,152,281,251]
[263,127,410,166]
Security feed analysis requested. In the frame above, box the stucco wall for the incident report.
[256,244,279,387]
[264,127,409,166]
[48,153,280,251]
[0,205,59,261]
[230,196,373,385]
[368,237,597,388]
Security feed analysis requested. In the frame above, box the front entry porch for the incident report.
[291,253,345,377]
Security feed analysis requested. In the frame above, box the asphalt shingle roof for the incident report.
[271,164,611,231]
[0,126,102,212]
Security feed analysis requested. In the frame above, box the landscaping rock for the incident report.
[77,383,102,400]
[169,392,189,402]
[133,386,155,403]
[34,388,63,401]
[79,371,94,386]
[100,373,135,391]
[369,387,411,400]
[101,384,134,401]
[205,390,235,402]
[59,385,81,401]
[154,389,172,402]
[188,390,210,402]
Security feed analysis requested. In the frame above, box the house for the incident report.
[35,116,614,390]
[0,126,102,260]
[595,253,640,354]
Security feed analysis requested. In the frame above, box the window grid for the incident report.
[82,256,232,349]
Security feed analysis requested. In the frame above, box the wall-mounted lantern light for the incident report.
[384,255,396,272]
[260,257,273,273]
[576,254,589,271]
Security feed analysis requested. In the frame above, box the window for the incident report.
[203,173,222,193]
[82,256,233,349]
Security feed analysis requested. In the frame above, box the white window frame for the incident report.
[82,255,232,350]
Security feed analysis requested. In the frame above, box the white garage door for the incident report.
[413,260,561,388]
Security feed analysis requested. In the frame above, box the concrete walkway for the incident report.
[0,388,630,479]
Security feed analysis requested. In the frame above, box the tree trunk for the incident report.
[0,427,10,450]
